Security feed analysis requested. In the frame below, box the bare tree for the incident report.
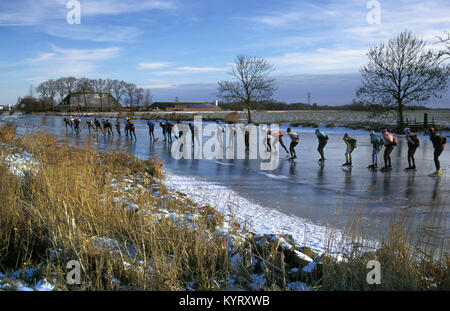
[125,83,137,110]
[357,31,450,130]
[218,55,276,123]
[36,81,50,100]
[91,78,107,111]
[436,31,450,63]
[144,89,153,110]
[109,79,127,107]
[47,79,57,110]
[134,87,144,109]
[55,78,67,104]
[63,77,78,96]
[76,78,94,111]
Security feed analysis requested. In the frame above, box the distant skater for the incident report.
[160,122,167,141]
[429,127,446,177]
[165,121,173,143]
[342,133,357,167]
[126,119,136,140]
[86,120,95,134]
[64,117,73,131]
[188,122,200,145]
[94,118,102,134]
[368,130,384,169]
[176,120,183,140]
[286,128,300,160]
[404,128,420,171]
[216,120,224,146]
[227,122,236,149]
[315,129,328,162]
[115,119,122,136]
[73,117,81,135]
[380,129,397,171]
[265,129,272,152]
[103,119,113,136]
[147,120,155,141]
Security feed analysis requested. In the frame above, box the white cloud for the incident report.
[44,25,142,43]
[0,0,176,26]
[268,48,368,74]
[153,66,227,75]
[23,44,120,82]
[177,66,227,72]
[137,62,173,70]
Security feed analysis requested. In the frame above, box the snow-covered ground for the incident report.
[163,172,347,256]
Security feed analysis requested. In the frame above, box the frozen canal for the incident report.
[1,114,449,250]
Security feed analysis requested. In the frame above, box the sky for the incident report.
[0,0,449,107]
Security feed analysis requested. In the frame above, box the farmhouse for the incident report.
[151,101,222,111]
[58,93,121,112]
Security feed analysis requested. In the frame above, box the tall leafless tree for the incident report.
[436,31,450,63]
[357,31,450,130]
[76,78,94,111]
[218,55,276,123]
[91,78,107,111]
[109,79,127,107]
[144,89,153,110]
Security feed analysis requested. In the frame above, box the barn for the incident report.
[58,93,121,112]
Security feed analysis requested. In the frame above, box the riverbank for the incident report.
[0,123,448,291]
[27,109,450,132]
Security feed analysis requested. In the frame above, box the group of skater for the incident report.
[308,127,446,177]
[62,116,447,177]
[64,116,136,139]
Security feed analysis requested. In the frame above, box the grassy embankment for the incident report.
[0,123,448,290]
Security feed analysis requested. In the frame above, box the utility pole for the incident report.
[308,92,310,106]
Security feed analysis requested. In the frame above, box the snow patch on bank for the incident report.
[163,172,343,255]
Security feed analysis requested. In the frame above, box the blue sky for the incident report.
[0,0,449,107]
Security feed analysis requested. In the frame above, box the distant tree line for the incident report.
[219,99,430,112]
[18,77,153,113]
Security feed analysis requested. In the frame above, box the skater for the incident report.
[342,133,357,167]
[103,119,113,136]
[188,122,200,145]
[380,129,397,171]
[176,120,184,140]
[227,122,236,149]
[265,129,272,152]
[429,127,446,176]
[315,129,328,162]
[64,117,73,131]
[160,122,167,141]
[216,120,224,146]
[147,120,155,141]
[286,128,300,159]
[115,119,122,136]
[94,118,102,133]
[165,121,173,143]
[404,128,420,171]
[73,117,81,135]
[86,119,95,134]
[272,131,289,155]
[368,131,384,169]
[126,119,136,140]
